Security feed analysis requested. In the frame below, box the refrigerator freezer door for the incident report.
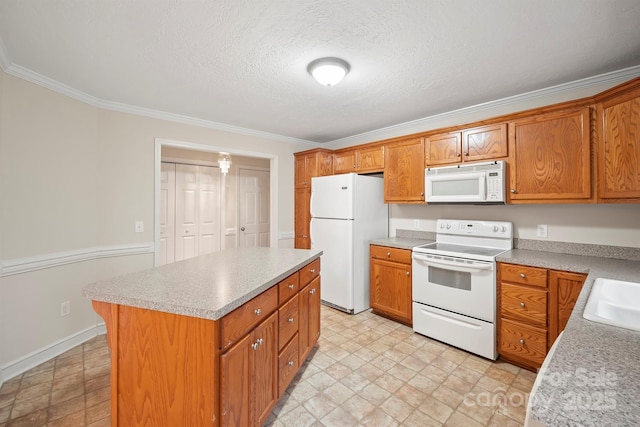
[310,174,355,220]
[310,217,354,312]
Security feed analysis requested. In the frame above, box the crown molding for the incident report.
[325,65,640,149]
[0,56,318,148]
[0,242,154,277]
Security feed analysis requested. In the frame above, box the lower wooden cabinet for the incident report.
[498,262,586,371]
[220,312,278,427]
[369,245,413,326]
[299,276,321,363]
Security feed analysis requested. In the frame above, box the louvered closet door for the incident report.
[159,162,176,265]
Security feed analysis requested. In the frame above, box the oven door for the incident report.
[412,252,495,322]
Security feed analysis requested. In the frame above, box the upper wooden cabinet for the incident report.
[294,149,333,188]
[334,145,384,174]
[508,107,592,203]
[384,138,425,203]
[425,124,508,166]
[597,83,640,202]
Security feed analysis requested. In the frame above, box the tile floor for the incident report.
[0,306,535,426]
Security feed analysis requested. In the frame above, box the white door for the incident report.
[238,169,270,247]
[159,162,176,265]
[197,166,221,255]
[175,164,199,261]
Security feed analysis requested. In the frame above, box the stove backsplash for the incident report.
[396,229,436,240]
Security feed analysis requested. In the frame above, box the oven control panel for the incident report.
[436,219,513,238]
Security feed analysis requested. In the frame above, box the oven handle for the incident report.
[412,253,493,272]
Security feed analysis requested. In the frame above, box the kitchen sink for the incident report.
[583,278,640,332]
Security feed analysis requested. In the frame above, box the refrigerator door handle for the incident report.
[309,218,314,246]
[309,190,315,217]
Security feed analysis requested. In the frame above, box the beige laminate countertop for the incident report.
[497,249,640,426]
[83,247,322,320]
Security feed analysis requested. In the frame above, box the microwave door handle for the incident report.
[479,174,487,200]
[412,253,493,272]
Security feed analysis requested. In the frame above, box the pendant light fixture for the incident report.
[218,152,232,175]
[307,57,350,86]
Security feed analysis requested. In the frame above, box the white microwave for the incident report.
[425,161,505,204]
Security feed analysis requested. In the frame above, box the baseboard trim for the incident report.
[0,323,106,388]
[0,242,154,277]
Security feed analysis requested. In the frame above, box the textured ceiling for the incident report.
[1,0,640,143]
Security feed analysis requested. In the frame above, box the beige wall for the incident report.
[0,71,307,374]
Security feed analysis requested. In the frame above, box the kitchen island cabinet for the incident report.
[84,247,322,427]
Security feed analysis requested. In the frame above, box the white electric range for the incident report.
[412,219,513,360]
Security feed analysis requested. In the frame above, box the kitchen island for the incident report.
[83,247,322,427]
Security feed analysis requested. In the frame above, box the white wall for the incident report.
[0,71,309,381]
[390,204,640,248]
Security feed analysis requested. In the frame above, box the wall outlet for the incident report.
[135,221,144,233]
[536,224,548,238]
[60,301,71,317]
[414,219,420,229]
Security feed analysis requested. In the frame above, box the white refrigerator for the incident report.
[310,173,388,314]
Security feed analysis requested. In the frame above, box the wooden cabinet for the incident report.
[508,107,592,203]
[369,245,412,326]
[497,262,586,371]
[424,124,508,166]
[597,83,640,202]
[299,259,321,363]
[294,149,332,249]
[294,149,333,189]
[384,138,425,203]
[220,311,278,427]
[334,145,385,174]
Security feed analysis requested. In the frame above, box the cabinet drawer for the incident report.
[220,286,278,350]
[278,272,300,305]
[370,245,412,264]
[501,283,547,327]
[500,263,548,288]
[499,318,547,367]
[278,295,299,350]
[278,333,299,396]
[299,258,320,286]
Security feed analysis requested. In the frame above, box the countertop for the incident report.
[497,249,640,426]
[369,236,434,250]
[83,247,322,321]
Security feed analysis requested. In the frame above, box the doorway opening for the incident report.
[154,138,277,266]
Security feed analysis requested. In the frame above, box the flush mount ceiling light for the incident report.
[307,57,350,86]
[218,152,232,175]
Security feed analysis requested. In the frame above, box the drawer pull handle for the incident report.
[251,343,258,350]
[288,361,295,366]
[406,271,410,276]
[309,288,316,294]
[519,339,525,345]
[288,317,294,323]
[520,302,525,307]
[387,252,391,257]
[310,268,316,273]
[254,308,261,315]
[520,273,526,278]
[288,284,295,290]
[257,338,264,345]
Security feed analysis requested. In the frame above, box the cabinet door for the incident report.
[425,131,462,166]
[220,333,251,427]
[384,138,425,203]
[548,270,586,348]
[294,155,308,188]
[357,145,385,172]
[370,258,412,325]
[294,188,311,249]
[462,123,508,162]
[251,312,278,427]
[598,94,640,200]
[298,277,321,363]
[334,150,357,174]
[509,107,592,201]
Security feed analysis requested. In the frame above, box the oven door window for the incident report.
[429,265,471,291]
